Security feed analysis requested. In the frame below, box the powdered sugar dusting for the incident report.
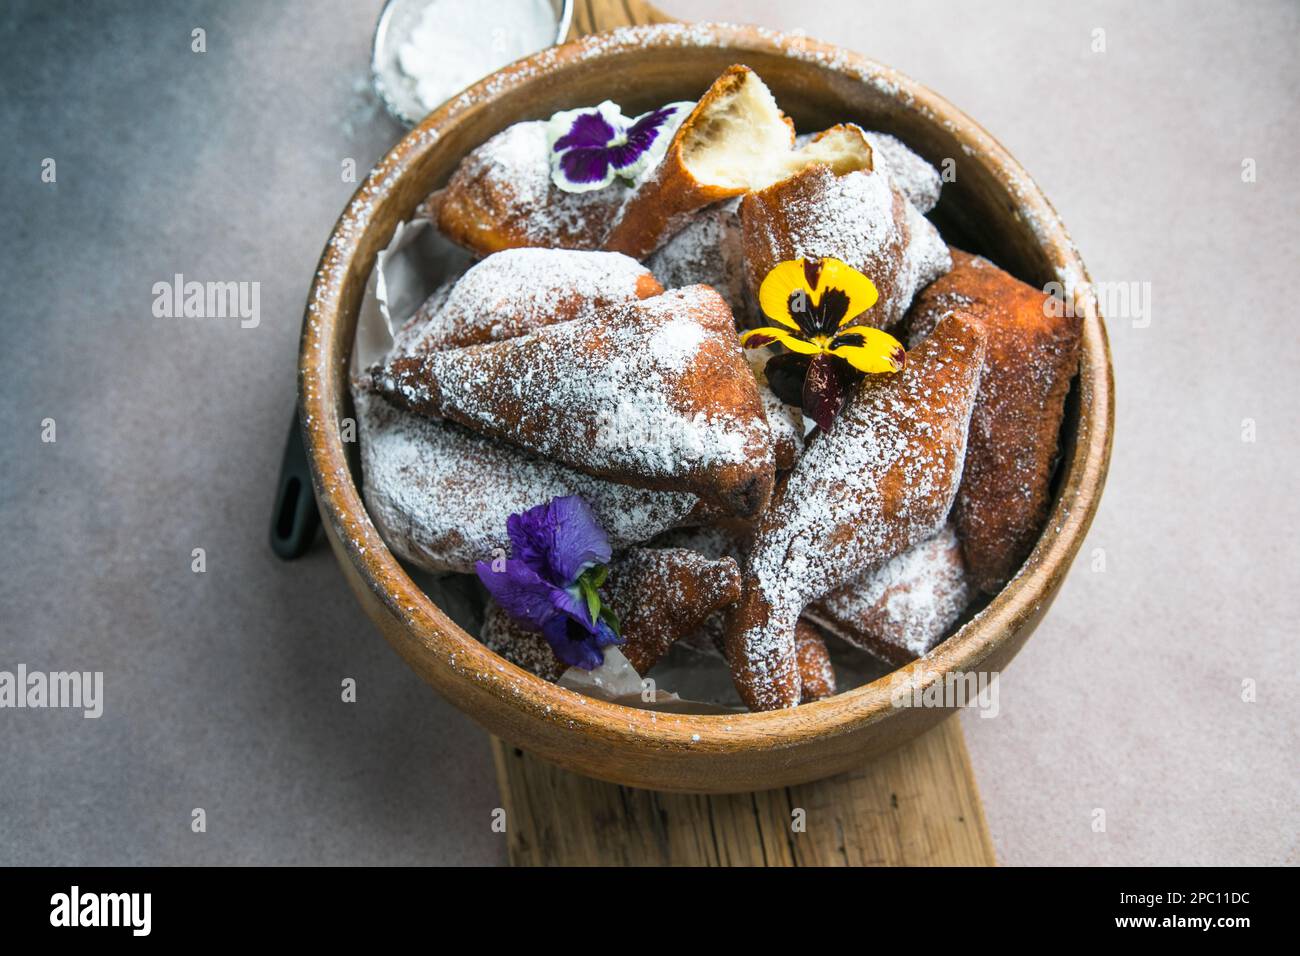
[793,128,942,214]
[864,131,942,213]
[732,315,986,709]
[604,547,742,673]
[757,381,804,468]
[742,166,950,330]
[354,389,697,573]
[442,120,629,249]
[900,199,951,312]
[400,247,654,353]
[646,316,708,373]
[795,623,836,701]
[479,546,740,682]
[647,197,748,321]
[807,523,972,661]
[781,168,892,271]
[374,285,775,507]
[906,250,1081,591]
[749,323,982,608]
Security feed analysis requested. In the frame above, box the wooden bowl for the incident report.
[299,23,1113,793]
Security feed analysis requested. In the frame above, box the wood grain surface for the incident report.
[493,716,995,865]
[567,0,675,38]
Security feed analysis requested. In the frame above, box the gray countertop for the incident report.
[1,0,1295,865]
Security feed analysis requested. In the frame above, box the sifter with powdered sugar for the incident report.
[371,0,573,127]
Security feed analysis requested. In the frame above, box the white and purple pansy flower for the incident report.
[475,495,622,670]
[545,99,693,193]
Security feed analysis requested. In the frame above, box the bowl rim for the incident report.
[300,22,1114,751]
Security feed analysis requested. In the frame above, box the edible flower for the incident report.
[740,257,906,431]
[546,100,692,193]
[475,495,622,670]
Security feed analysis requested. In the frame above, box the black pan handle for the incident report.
[270,410,321,559]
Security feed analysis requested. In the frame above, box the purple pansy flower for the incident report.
[546,99,693,193]
[475,496,622,670]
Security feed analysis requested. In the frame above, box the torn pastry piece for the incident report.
[436,120,629,254]
[644,130,920,325]
[741,162,950,330]
[907,250,1082,591]
[604,66,791,258]
[603,547,742,674]
[725,313,987,710]
[479,548,742,680]
[398,248,662,354]
[646,521,749,661]
[604,66,875,258]
[368,285,777,517]
[805,523,973,667]
[354,390,697,573]
[795,621,837,703]
[791,128,941,213]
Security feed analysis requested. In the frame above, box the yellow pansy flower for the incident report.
[739,257,905,430]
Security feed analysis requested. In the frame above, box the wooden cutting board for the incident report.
[566,0,676,37]
[490,0,995,867]
[492,717,993,866]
